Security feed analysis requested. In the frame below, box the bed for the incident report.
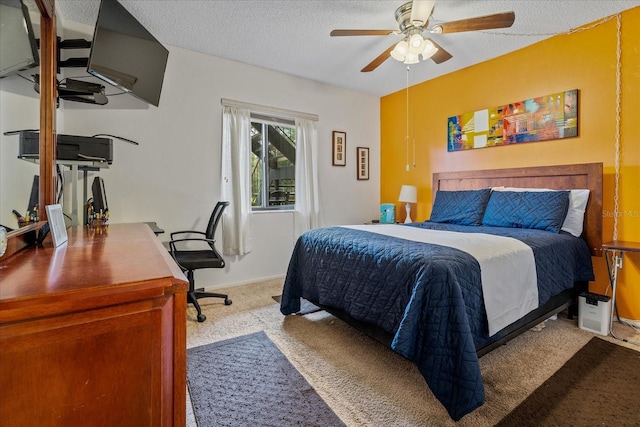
[280,163,602,421]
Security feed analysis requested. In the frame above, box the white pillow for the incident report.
[491,187,590,237]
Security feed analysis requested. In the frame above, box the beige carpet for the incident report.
[186,278,640,427]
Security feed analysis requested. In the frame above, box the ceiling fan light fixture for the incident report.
[391,39,409,61]
[407,44,421,56]
[409,33,426,51]
[421,39,438,60]
[403,52,420,64]
[390,50,405,62]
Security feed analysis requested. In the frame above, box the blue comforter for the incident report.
[280,222,594,420]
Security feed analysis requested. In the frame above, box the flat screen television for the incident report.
[0,0,39,78]
[87,0,169,107]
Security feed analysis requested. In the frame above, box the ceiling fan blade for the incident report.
[426,38,452,64]
[361,43,396,72]
[330,29,396,36]
[430,11,515,34]
[410,0,436,26]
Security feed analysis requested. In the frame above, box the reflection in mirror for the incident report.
[0,0,39,77]
[0,0,41,232]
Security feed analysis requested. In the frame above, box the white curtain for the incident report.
[294,118,321,237]
[221,106,253,255]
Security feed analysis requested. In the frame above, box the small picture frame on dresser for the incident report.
[45,204,68,247]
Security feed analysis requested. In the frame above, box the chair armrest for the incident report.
[170,230,206,239]
[168,237,216,253]
[169,237,215,245]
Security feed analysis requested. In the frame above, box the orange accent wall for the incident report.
[380,7,640,320]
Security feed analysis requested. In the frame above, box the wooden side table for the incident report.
[602,240,640,346]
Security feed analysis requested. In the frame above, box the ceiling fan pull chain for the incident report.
[406,66,410,172]
[411,66,416,169]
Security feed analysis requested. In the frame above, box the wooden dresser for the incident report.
[0,223,188,426]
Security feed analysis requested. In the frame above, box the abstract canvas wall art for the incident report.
[447,89,578,152]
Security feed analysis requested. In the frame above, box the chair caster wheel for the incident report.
[224,299,232,306]
[197,314,206,322]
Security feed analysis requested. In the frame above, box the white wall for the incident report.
[55,23,380,289]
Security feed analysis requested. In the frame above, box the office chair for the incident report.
[168,201,232,322]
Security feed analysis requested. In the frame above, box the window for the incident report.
[250,114,296,210]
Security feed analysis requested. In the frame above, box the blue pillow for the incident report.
[482,191,570,233]
[429,188,492,226]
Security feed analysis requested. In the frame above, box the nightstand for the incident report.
[602,240,640,346]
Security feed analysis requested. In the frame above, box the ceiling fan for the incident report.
[330,0,515,72]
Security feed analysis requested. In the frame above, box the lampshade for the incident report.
[390,39,409,61]
[398,185,417,203]
[409,34,425,51]
[421,39,438,60]
[403,53,419,65]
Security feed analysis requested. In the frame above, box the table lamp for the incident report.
[398,185,417,223]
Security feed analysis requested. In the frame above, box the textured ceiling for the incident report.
[55,0,640,97]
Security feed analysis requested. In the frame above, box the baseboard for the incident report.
[202,274,286,292]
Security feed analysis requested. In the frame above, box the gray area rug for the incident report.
[272,294,322,315]
[187,331,345,427]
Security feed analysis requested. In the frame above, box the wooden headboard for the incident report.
[432,163,603,256]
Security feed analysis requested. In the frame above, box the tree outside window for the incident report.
[250,118,296,210]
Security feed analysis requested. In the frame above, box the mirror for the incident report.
[0,0,41,232]
[0,0,54,254]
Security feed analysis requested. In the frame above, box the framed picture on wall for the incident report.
[332,131,346,166]
[357,147,369,180]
